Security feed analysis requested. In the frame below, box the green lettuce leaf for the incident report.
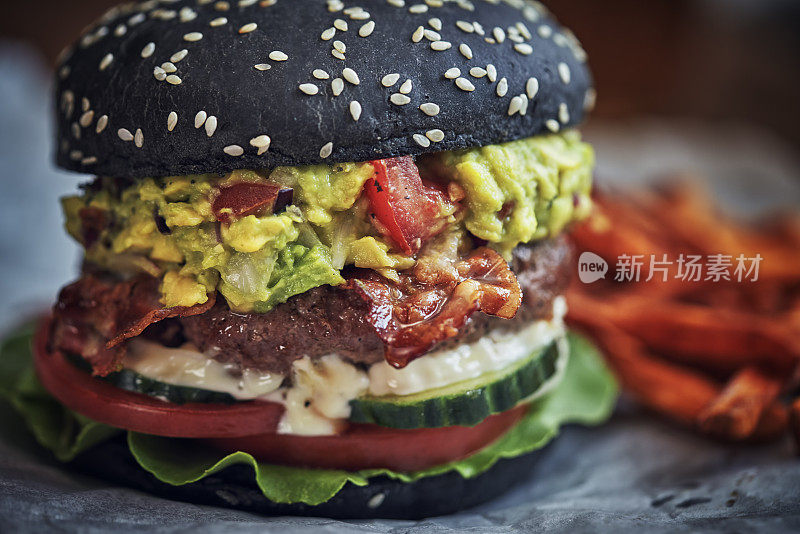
[0,325,120,461]
[0,324,617,505]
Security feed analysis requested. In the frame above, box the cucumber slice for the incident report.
[349,339,563,429]
[64,351,237,404]
[104,369,237,405]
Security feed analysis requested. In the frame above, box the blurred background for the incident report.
[2,0,799,148]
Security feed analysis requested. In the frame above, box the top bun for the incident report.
[55,0,593,178]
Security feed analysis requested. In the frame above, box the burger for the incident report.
[24,0,616,519]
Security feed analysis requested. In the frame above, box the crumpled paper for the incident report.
[1,44,799,533]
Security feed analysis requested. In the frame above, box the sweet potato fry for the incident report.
[598,294,800,375]
[567,292,719,424]
[750,402,789,444]
[697,368,781,440]
[791,398,800,452]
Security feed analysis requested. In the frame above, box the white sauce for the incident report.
[367,296,567,396]
[125,297,568,436]
[125,341,284,399]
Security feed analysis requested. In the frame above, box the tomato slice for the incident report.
[34,318,284,438]
[208,404,527,472]
[367,157,453,255]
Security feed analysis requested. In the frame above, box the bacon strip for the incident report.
[348,247,521,368]
[51,275,214,376]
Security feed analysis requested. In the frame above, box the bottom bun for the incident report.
[69,435,544,519]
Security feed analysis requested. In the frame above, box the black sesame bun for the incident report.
[71,435,542,519]
[55,0,593,179]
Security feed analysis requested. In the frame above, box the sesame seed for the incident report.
[210,17,228,27]
[141,42,156,58]
[349,100,362,121]
[118,128,133,142]
[250,135,271,155]
[239,22,258,33]
[359,21,375,37]
[71,122,80,139]
[538,25,552,38]
[424,29,441,41]
[205,116,218,137]
[390,93,411,105]
[269,51,288,61]
[82,97,90,112]
[420,102,440,116]
[99,53,113,71]
[184,32,203,42]
[342,68,360,85]
[508,95,523,116]
[162,62,177,73]
[321,27,336,40]
[470,67,487,78]
[58,66,70,80]
[332,78,344,96]
[333,18,348,31]
[413,134,431,147]
[254,63,271,71]
[545,119,560,132]
[444,67,461,79]
[167,112,178,132]
[459,43,473,59]
[81,156,98,165]
[399,79,413,94]
[195,111,207,128]
[79,110,94,127]
[387,0,404,6]
[496,77,508,97]
[129,13,145,25]
[134,128,144,148]
[514,43,533,55]
[493,27,505,43]
[426,129,444,142]
[455,77,475,91]
[320,142,333,159]
[166,75,182,85]
[299,83,319,95]
[526,77,539,99]
[215,1,230,11]
[456,20,474,33]
[70,150,83,161]
[429,17,442,31]
[584,88,597,111]
[382,73,400,87]
[519,94,529,115]
[171,49,189,63]
[409,4,428,14]
[332,49,346,60]
[517,22,532,40]
[154,67,167,81]
[431,41,451,51]
[96,115,108,133]
[412,26,424,43]
[239,0,257,6]
[558,62,571,84]
[473,21,485,36]
[224,145,244,156]
[486,64,497,82]
[333,40,346,53]
[313,69,329,79]
[180,7,198,22]
[559,102,570,123]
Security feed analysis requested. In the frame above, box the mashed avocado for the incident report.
[63,132,594,312]
[426,130,594,257]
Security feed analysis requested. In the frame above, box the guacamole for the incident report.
[63,132,594,312]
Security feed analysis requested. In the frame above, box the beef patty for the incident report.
[175,236,571,375]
